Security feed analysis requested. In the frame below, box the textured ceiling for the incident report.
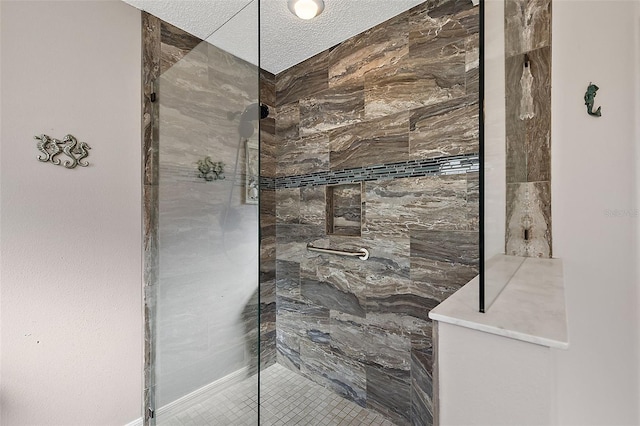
[122,0,427,74]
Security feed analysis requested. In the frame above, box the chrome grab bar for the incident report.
[306,244,370,261]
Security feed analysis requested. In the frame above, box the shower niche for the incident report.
[325,183,362,237]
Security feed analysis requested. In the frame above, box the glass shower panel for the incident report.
[154,5,259,423]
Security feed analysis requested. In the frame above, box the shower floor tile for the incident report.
[157,363,396,426]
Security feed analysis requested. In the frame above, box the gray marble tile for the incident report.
[410,350,434,426]
[299,83,365,136]
[330,311,411,371]
[410,230,479,302]
[366,365,411,425]
[409,95,479,160]
[329,111,410,170]
[276,187,300,224]
[505,181,552,257]
[505,0,551,57]
[276,327,301,371]
[300,340,367,407]
[276,259,300,300]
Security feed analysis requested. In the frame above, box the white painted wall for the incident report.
[437,1,639,424]
[0,1,143,424]
[438,323,555,425]
[553,1,639,424]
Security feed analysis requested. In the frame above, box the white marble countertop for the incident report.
[429,255,569,349]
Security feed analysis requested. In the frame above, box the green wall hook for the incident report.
[584,83,602,117]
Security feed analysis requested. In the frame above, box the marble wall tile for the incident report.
[276,327,301,371]
[505,0,551,57]
[260,69,276,107]
[505,181,552,257]
[300,340,367,407]
[364,175,470,234]
[366,365,412,425]
[276,260,301,300]
[466,172,480,230]
[160,22,201,74]
[330,311,411,371]
[276,224,326,262]
[276,187,300,224]
[410,350,434,426]
[299,83,365,136]
[465,33,480,94]
[327,184,362,236]
[329,111,410,170]
[300,186,326,226]
[300,254,367,318]
[409,95,479,159]
[328,12,409,89]
[505,54,527,183]
[276,51,329,106]
[275,102,300,142]
[277,131,330,177]
[410,230,479,302]
[525,46,551,183]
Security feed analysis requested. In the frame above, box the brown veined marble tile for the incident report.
[465,33,480,94]
[277,131,330,177]
[525,46,551,182]
[328,11,409,89]
[505,181,552,257]
[505,53,528,183]
[408,3,468,59]
[409,95,479,160]
[276,260,301,300]
[275,101,300,142]
[160,21,202,74]
[410,230,479,302]
[276,50,329,106]
[276,188,300,224]
[300,249,368,318]
[260,69,276,107]
[329,111,410,170]
[505,0,551,57]
[142,12,160,187]
[466,171,480,231]
[364,175,470,234]
[300,186,326,227]
[299,83,365,137]
[363,57,466,120]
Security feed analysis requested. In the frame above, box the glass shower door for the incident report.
[145,3,260,423]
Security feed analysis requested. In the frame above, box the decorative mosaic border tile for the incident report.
[260,153,479,190]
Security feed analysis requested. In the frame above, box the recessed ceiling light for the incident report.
[287,0,325,20]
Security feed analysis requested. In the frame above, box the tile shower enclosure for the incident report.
[145,1,480,425]
[261,1,479,425]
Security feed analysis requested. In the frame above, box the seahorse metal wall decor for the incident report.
[197,156,225,181]
[34,134,91,168]
[584,83,602,117]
